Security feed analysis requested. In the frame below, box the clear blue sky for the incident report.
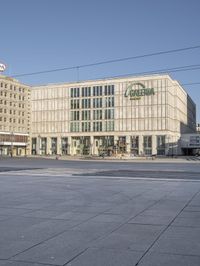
[1,0,200,121]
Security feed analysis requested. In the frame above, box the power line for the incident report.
[11,44,200,78]
[94,64,200,81]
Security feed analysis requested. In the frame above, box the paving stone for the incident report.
[0,207,31,216]
[12,230,98,265]
[128,214,174,225]
[72,220,121,239]
[54,211,97,221]
[184,206,200,212]
[141,209,179,217]
[0,260,50,266]
[0,239,36,259]
[178,211,200,218]
[151,226,200,256]
[0,216,10,221]
[172,217,200,227]
[66,248,143,266]
[89,213,129,223]
[92,224,164,251]
[138,252,200,266]
[21,209,66,219]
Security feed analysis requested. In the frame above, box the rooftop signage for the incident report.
[125,82,155,100]
[0,63,6,72]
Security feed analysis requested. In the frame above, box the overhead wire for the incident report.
[10,44,200,78]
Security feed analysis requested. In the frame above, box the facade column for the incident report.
[114,135,118,155]
[165,135,170,156]
[57,137,61,155]
[47,137,51,155]
[126,135,131,154]
[68,136,72,155]
[90,136,94,155]
[152,135,157,155]
[37,136,41,155]
[114,135,118,145]
[139,135,143,156]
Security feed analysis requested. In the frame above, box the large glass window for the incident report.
[82,110,91,120]
[93,121,102,132]
[31,138,37,155]
[105,97,114,107]
[61,137,68,155]
[93,86,103,96]
[82,99,91,108]
[70,87,80,98]
[105,85,114,95]
[131,136,139,155]
[70,122,80,132]
[105,121,114,131]
[143,136,152,155]
[82,122,91,132]
[81,87,91,97]
[93,109,102,120]
[51,137,57,155]
[105,109,114,119]
[71,111,79,121]
[157,135,165,155]
[93,98,102,108]
[71,99,80,109]
[41,137,47,155]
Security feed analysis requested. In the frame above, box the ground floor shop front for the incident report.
[0,133,29,156]
[31,133,180,156]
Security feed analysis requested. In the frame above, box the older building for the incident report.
[31,74,196,156]
[0,75,31,156]
[196,123,200,132]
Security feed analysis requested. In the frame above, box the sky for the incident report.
[1,0,200,120]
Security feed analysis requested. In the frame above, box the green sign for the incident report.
[125,82,155,100]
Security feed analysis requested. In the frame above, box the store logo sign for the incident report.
[125,82,155,100]
[0,63,6,72]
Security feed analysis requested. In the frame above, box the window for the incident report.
[105,97,114,107]
[93,98,102,108]
[82,99,91,108]
[105,121,114,131]
[71,99,80,109]
[82,110,90,120]
[71,111,79,121]
[93,86,102,96]
[70,87,80,98]
[143,136,152,155]
[81,87,91,97]
[105,109,114,119]
[93,121,102,132]
[93,109,102,120]
[70,122,80,132]
[82,122,91,132]
[105,85,114,95]
[51,137,57,155]
[157,135,165,155]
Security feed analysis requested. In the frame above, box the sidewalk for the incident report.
[28,154,200,163]
[0,167,200,265]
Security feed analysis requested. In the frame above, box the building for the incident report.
[30,74,196,156]
[181,133,200,155]
[0,75,31,156]
[196,123,200,132]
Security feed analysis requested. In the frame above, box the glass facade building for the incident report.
[30,74,196,156]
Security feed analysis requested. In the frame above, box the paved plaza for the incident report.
[0,158,200,265]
